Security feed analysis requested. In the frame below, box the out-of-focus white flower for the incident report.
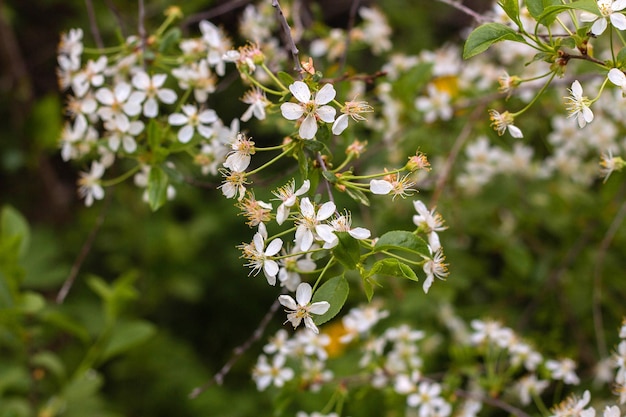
[131,71,177,117]
[564,80,594,128]
[168,104,217,143]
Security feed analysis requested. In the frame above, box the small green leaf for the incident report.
[345,187,370,207]
[362,277,375,302]
[374,231,430,258]
[277,71,295,87]
[101,319,156,362]
[616,47,626,67]
[302,139,325,152]
[147,166,169,212]
[159,27,181,53]
[538,0,598,25]
[312,275,349,326]
[331,232,361,269]
[463,23,525,59]
[322,170,337,183]
[1,205,30,257]
[368,258,419,282]
[498,0,521,26]
[31,351,67,381]
[147,119,162,150]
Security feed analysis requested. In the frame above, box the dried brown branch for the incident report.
[188,299,281,398]
[272,0,303,74]
[435,0,492,24]
[84,0,104,49]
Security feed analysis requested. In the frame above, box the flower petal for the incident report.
[309,301,330,315]
[332,114,349,135]
[280,102,304,120]
[295,282,312,305]
[608,68,626,87]
[299,115,318,139]
[278,294,297,310]
[289,81,311,103]
[315,83,336,105]
[316,105,337,123]
[370,179,393,195]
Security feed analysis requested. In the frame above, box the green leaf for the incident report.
[312,275,349,326]
[374,231,430,258]
[331,232,361,269]
[526,0,545,18]
[101,319,156,362]
[1,205,30,257]
[616,47,626,67]
[159,27,181,53]
[538,0,598,25]
[463,23,525,59]
[147,119,162,150]
[368,258,419,282]
[345,187,370,207]
[498,0,521,26]
[31,351,67,381]
[322,170,337,183]
[147,166,169,212]
[277,71,295,88]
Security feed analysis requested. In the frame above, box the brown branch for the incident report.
[338,0,361,74]
[593,185,626,358]
[84,0,104,49]
[455,388,534,417]
[188,298,281,398]
[431,104,486,207]
[138,0,147,60]
[272,0,303,74]
[104,0,127,38]
[435,0,492,24]
[183,0,252,28]
[56,194,111,304]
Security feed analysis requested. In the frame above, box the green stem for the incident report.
[245,74,284,96]
[101,164,142,187]
[511,71,556,117]
[261,63,289,92]
[246,143,297,176]
[312,257,335,293]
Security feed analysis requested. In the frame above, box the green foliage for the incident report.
[463,23,526,59]
[312,275,350,326]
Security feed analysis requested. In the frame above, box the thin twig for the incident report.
[338,0,361,75]
[592,186,626,358]
[182,0,252,29]
[104,0,128,38]
[84,0,104,49]
[189,298,281,398]
[138,0,147,61]
[435,0,492,24]
[455,388,534,417]
[56,195,111,304]
[316,153,336,205]
[272,0,303,74]
[431,104,486,207]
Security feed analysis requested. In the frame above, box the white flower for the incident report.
[413,200,446,252]
[252,354,294,391]
[294,197,336,251]
[95,82,145,131]
[422,247,449,294]
[516,374,549,405]
[241,223,283,285]
[415,84,452,123]
[580,0,626,35]
[223,133,255,172]
[604,406,620,417]
[273,179,310,225]
[320,211,371,248]
[564,80,594,128]
[77,161,105,207]
[280,81,336,139]
[241,88,269,122]
[546,358,580,385]
[278,283,330,334]
[168,104,217,143]
[370,179,394,195]
[131,71,177,117]
[104,118,144,153]
[608,68,626,95]
[488,109,524,138]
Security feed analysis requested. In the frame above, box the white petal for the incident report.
[197,125,214,138]
[611,13,626,29]
[592,18,608,35]
[349,227,371,240]
[168,113,188,126]
[608,68,626,87]
[315,84,336,105]
[178,125,194,143]
[299,115,318,139]
[265,238,283,257]
[263,260,279,281]
[144,98,158,118]
[132,71,150,90]
[95,88,114,105]
[296,180,310,196]
[583,106,594,123]
[199,109,218,124]
[316,105,336,123]
[300,198,315,218]
[276,204,289,225]
[571,80,583,97]
[157,88,177,104]
[508,124,524,138]
[332,114,349,135]
[579,11,598,23]
[299,230,314,252]
[295,282,313,305]
[316,224,336,243]
[613,0,626,12]
[370,179,393,194]
[422,274,434,293]
[303,316,320,334]
[114,82,131,101]
[309,301,330,315]
[317,201,336,220]
[278,295,297,310]
[280,102,304,120]
[289,81,311,103]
